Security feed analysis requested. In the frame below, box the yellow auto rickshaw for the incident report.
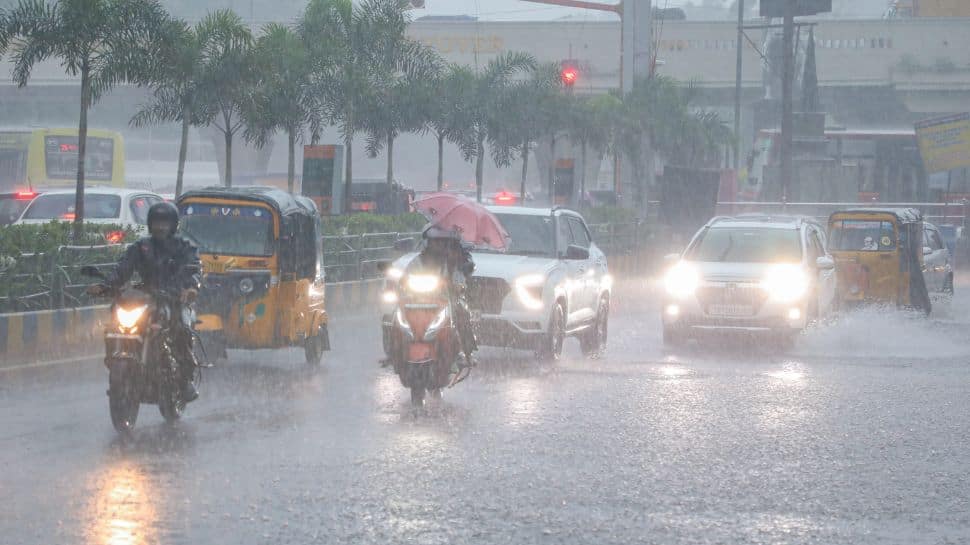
[177,187,330,364]
[827,207,931,313]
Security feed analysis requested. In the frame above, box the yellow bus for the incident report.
[0,127,125,191]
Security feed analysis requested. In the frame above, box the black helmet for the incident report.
[147,201,180,231]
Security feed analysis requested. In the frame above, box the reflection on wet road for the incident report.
[1,281,969,544]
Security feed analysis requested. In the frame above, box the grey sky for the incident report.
[414,0,702,21]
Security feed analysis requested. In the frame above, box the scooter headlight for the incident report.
[664,262,699,299]
[116,305,147,329]
[762,264,809,303]
[406,274,440,293]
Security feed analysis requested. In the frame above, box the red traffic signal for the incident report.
[560,59,579,87]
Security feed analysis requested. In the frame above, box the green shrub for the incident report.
[0,222,138,257]
[321,213,427,236]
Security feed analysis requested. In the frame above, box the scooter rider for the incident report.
[87,202,202,402]
[414,225,478,367]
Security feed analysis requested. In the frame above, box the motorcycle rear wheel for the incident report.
[108,370,139,433]
[410,386,425,407]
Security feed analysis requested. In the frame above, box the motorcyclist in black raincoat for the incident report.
[88,202,202,402]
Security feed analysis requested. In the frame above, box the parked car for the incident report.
[382,206,611,361]
[661,215,836,347]
[0,190,40,226]
[922,221,954,295]
[15,187,165,234]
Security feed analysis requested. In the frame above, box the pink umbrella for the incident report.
[413,192,509,251]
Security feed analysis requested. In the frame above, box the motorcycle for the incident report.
[81,265,202,433]
[385,263,468,407]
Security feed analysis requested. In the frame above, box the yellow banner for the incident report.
[916,112,970,174]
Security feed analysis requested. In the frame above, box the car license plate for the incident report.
[708,304,754,317]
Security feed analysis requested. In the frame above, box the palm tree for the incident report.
[467,51,536,202]
[361,37,441,188]
[426,64,476,191]
[195,9,254,188]
[130,17,207,197]
[242,23,310,194]
[567,94,618,206]
[301,0,418,213]
[6,0,169,235]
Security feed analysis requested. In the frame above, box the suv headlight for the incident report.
[514,274,546,310]
[116,305,147,329]
[664,262,699,299]
[406,274,440,293]
[762,264,809,303]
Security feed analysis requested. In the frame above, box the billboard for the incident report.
[915,113,970,174]
[760,0,832,17]
[302,145,344,215]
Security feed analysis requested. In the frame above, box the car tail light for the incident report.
[61,213,76,220]
[15,191,37,200]
[105,230,125,244]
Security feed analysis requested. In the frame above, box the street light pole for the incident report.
[781,3,795,204]
[733,0,745,170]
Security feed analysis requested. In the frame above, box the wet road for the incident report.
[2,281,969,545]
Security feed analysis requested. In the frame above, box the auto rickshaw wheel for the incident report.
[304,326,325,365]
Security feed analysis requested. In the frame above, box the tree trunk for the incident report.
[73,64,91,239]
[224,129,233,188]
[436,132,444,191]
[287,128,295,194]
[386,132,394,188]
[548,133,557,206]
[520,141,529,201]
[579,140,588,208]
[175,112,190,198]
[475,135,485,203]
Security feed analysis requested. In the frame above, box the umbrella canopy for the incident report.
[413,192,509,251]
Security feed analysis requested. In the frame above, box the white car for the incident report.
[661,215,837,347]
[15,187,165,233]
[382,206,611,360]
[922,221,955,296]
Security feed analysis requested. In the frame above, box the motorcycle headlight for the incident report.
[406,274,440,293]
[116,305,147,329]
[514,274,546,310]
[382,290,399,304]
[762,264,809,303]
[386,267,404,280]
[664,262,699,299]
[239,277,254,294]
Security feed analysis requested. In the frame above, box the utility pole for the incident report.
[781,2,794,203]
[733,0,745,169]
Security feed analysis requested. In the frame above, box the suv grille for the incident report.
[696,284,769,314]
[467,277,509,314]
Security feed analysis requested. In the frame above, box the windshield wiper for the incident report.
[509,250,549,257]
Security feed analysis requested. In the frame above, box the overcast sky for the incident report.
[412,0,709,21]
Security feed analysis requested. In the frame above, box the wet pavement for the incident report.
[1,281,969,545]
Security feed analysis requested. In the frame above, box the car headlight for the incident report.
[406,274,440,293]
[514,274,546,310]
[664,262,699,299]
[762,264,809,303]
[116,305,147,329]
[239,277,254,294]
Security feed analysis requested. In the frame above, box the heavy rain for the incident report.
[1,0,969,544]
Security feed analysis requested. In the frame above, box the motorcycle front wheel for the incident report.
[108,368,139,433]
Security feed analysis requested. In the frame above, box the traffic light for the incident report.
[560,60,579,87]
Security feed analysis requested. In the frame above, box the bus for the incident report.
[0,128,125,192]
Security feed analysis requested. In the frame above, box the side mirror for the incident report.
[376,260,392,274]
[80,265,105,279]
[815,256,835,270]
[393,237,415,252]
[565,244,590,260]
[923,246,933,256]
[663,253,681,266]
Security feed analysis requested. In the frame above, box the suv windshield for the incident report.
[490,213,555,257]
[23,193,121,220]
[179,204,274,256]
[688,227,802,263]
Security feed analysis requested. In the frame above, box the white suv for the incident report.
[661,215,836,346]
[382,207,611,360]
